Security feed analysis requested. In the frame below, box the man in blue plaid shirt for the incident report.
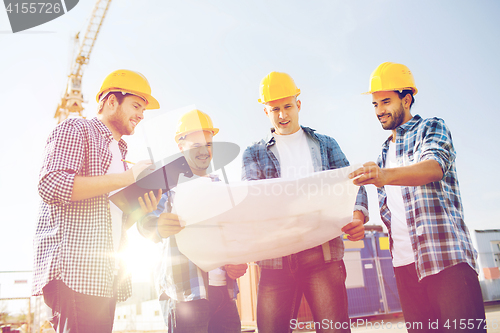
[351,62,486,332]
[242,72,369,333]
[138,109,247,333]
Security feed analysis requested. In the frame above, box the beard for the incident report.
[380,103,406,130]
[109,105,134,136]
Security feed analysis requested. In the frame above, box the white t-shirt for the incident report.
[107,139,125,255]
[209,267,227,286]
[273,128,314,179]
[385,140,415,267]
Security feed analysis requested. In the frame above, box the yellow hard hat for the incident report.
[175,109,219,143]
[258,71,301,104]
[96,69,160,109]
[364,62,418,95]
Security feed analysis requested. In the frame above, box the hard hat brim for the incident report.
[96,89,160,109]
[361,87,418,95]
[258,91,301,104]
[142,93,160,109]
[175,128,219,143]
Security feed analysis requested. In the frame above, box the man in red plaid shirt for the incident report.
[33,69,160,332]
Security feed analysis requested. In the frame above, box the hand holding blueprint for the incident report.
[174,165,360,272]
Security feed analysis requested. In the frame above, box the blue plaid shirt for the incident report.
[377,115,478,281]
[241,126,369,269]
[137,175,238,302]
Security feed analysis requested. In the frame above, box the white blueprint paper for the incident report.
[173,165,360,272]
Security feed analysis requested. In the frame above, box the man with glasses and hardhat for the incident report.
[138,109,248,333]
[33,69,161,332]
[350,62,486,332]
[242,71,369,333]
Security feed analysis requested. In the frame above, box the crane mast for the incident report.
[54,0,112,123]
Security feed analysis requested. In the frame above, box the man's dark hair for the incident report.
[111,92,130,104]
[97,92,133,114]
[397,90,415,109]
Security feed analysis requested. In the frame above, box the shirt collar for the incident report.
[398,114,422,133]
[383,114,423,146]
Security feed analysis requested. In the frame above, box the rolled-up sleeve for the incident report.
[354,186,369,222]
[38,121,84,206]
[418,118,455,176]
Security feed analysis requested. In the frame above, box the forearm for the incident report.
[384,160,443,186]
[71,171,134,201]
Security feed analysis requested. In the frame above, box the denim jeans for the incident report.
[159,285,241,333]
[257,246,350,333]
[395,262,486,333]
[42,280,116,333]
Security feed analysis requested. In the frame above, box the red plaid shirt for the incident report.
[33,117,132,301]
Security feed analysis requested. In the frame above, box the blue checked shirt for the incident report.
[241,126,369,269]
[137,175,238,302]
[377,115,478,281]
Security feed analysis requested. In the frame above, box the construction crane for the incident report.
[54,0,112,123]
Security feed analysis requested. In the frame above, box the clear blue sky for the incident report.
[1,0,499,281]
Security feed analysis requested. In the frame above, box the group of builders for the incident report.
[32,63,486,332]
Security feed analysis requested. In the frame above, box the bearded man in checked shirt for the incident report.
[350,62,486,332]
[33,69,161,333]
